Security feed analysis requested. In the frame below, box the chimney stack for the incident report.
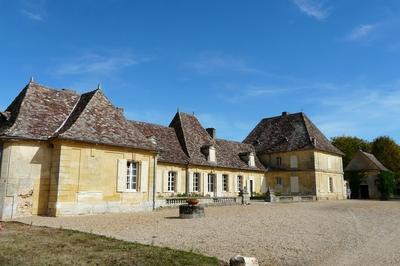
[282,111,289,116]
[206,128,216,139]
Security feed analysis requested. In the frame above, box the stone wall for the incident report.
[0,141,52,220]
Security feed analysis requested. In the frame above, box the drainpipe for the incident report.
[152,154,158,211]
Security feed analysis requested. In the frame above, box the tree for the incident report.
[331,136,371,167]
[377,171,396,200]
[371,136,400,177]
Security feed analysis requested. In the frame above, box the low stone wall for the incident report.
[162,197,239,208]
[268,195,317,203]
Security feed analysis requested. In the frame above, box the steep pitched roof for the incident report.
[345,150,389,172]
[243,112,344,156]
[53,89,156,151]
[130,120,189,164]
[0,82,79,140]
[168,112,266,171]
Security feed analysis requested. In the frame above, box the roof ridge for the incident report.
[52,90,98,137]
[129,120,170,129]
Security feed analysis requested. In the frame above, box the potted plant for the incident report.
[186,193,200,205]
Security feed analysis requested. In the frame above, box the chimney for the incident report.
[282,111,289,116]
[206,128,216,139]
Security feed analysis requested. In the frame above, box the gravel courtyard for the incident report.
[16,200,400,266]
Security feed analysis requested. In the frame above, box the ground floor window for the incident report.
[208,174,215,192]
[223,174,228,192]
[168,171,176,192]
[236,175,243,192]
[276,177,283,186]
[193,173,200,192]
[126,161,138,191]
[329,177,334,192]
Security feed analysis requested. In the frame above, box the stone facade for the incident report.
[0,82,346,220]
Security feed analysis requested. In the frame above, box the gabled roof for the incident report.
[243,112,344,156]
[0,82,156,151]
[130,120,189,164]
[53,89,156,151]
[345,150,389,172]
[0,82,79,140]
[168,112,266,171]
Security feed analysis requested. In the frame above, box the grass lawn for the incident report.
[0,222,221,266]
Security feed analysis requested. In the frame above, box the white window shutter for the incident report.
[216,173,223,196]
[203,173,208,194]
[290,155,298,168]
[117,159,127,192]
[188,171,193,193]
[156,169,162,192]
[163,171,169,192]
[175,171,179,192]
[140,160,149,192]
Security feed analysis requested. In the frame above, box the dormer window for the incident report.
[249,153,255,167]
[208,146,216,162]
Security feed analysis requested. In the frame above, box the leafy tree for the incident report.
[371,136,400,178]
[331,136,371,167]
[377,171,396,200]
[346,171,367,199]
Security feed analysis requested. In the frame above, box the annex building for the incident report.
[0,82,346,219]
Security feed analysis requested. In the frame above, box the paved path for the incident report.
[16,200,400,265]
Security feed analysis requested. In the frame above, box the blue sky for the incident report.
[0,0,399,143]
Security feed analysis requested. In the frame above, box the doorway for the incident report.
[360,185,369,199]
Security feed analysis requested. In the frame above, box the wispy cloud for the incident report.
[346,24,378,41]
[20,0,46,21]
[55,51,148,75]
[293,0,331,21]
[188,53,260,75]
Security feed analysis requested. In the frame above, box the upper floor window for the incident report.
[290,155,298,168]
[126,161,138,191]
[327,157,332,169]
[328,177,334,192]
[276,177,283,186]
[236,175,243,192]
[208,146,216,162]
[207,174,215,192]
[276,157,282,167]
[223,174,228,192]
[167,171,176,192]
[193,173,200,192]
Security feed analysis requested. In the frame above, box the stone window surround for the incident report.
[167,171,176,192]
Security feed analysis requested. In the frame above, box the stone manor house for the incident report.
[0,82,346,219]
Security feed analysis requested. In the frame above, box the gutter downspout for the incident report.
[152,154,158,211]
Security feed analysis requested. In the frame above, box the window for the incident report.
[276,177,283,186]
[208,146,216,162]
[167,171,176,192]
[329,177,334,192]
[276,157,282,167]
[249,154,255,167]
[290,155,298,168]
[223,174,228,192]
[126,161,138,191]
[193,173,200,192]
[236,175,243,192]
[327,157,332,169]
[207,174,215,192]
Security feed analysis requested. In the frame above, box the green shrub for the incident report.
[377,171,396,200]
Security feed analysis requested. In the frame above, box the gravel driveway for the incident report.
[16,200,400,265]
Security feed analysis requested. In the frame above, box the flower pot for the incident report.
[186,199,199,206]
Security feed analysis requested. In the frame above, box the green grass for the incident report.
[0,222,222,266]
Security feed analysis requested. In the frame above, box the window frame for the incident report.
[222,174,228,192]
[276,176,283,186]
[328,177,334,193]
[167,171,176,192]
[236,175,243,192]
[126,161,138,192]
[207,174,215,192]
[192,172,200,192]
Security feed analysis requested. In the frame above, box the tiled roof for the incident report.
[345,150,389,172]
[243,112,344,156]
[0,82,156,151]
[169,112,266,171]
[0,82,79,140]
[130,120,190,164]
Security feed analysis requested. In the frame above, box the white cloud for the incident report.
[56,52,145,75]
[188,54,260,75]
[346,24,377,41]
[20,0,46,21]
[293,0,331,21]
